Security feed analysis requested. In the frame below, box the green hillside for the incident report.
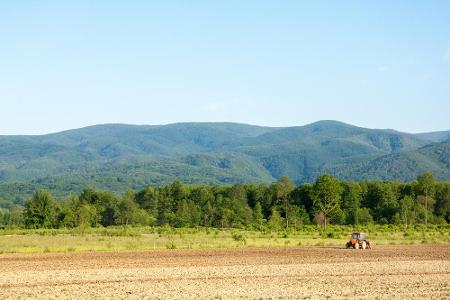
[231,120,429,182]
[321,140,450,181]
[0,121,448,207]
[415,131,450,142]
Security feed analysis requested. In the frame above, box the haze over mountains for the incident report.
[0,120,449,206]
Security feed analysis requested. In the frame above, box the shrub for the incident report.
[231,232,247,244]
[166,241,177,249]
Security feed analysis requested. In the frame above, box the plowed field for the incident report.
[0,245,449,299]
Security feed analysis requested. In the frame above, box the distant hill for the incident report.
[320,140,450,181]
[414,131,450,142]
[0,120,448,207]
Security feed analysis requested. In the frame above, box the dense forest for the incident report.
[1,172,448,230]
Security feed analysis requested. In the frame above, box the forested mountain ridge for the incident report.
[414,130,450,142]
[320,140,450,181]
[0,121,448,206]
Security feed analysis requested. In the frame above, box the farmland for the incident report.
[0,226,449,298]
[0,225,449,254]
[0,245,448,299]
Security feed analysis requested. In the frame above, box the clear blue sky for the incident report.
[1,1,449,135]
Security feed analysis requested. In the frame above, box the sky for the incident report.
[1,1,450,135]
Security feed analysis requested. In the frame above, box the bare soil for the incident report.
[0,245,449,299]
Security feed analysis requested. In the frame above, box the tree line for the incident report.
[0,172,448,230]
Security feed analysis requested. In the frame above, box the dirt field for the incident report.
[0,245,449,299]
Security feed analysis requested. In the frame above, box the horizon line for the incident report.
[1,119,448,137]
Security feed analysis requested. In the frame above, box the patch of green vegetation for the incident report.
[0,225,447,254]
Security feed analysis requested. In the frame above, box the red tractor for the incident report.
[346,232,371,249]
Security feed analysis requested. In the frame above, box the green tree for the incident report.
[174,199,191,227]
[174,199,201,228]
[133,209,156,226]
[219,205,233,228]
[156,186,176,226]
[116,196,139,226]
[24,190,57,228]
[250,184,273,219]
[135,186,159,218]
[329,207,345,225]
[57,204,76,228]
[5,205,25,227]
[190,186,215,207]
[55,193,79,228]
[311,175,343,230]
[79,189,119,226]
[287,205,310,230]
[77,204,98,227]
[365,182,399,223]
[188,200,201,227]
[355,207,373,225]
[434,183,450,222]
[267,208,283,231]
[202,200,215,227]
[291,183,314,222]
[416,172,435,225]
[341,182,362,224]
[170,181,188,203]
[227,184,253,227]
[397,195,415,229]
[271,176,295,229]
[253,201,264,230]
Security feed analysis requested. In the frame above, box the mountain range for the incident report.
[0,120,449,206]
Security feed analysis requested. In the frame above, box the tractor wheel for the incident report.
[361,241,367,249]
[353,242,359,249]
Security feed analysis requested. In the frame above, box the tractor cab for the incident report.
[347,232,371,249]
[351,232,366,240]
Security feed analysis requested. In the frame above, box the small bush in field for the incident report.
[166,241,177,249]
[232,233,247,244]
[327,232,336,238]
